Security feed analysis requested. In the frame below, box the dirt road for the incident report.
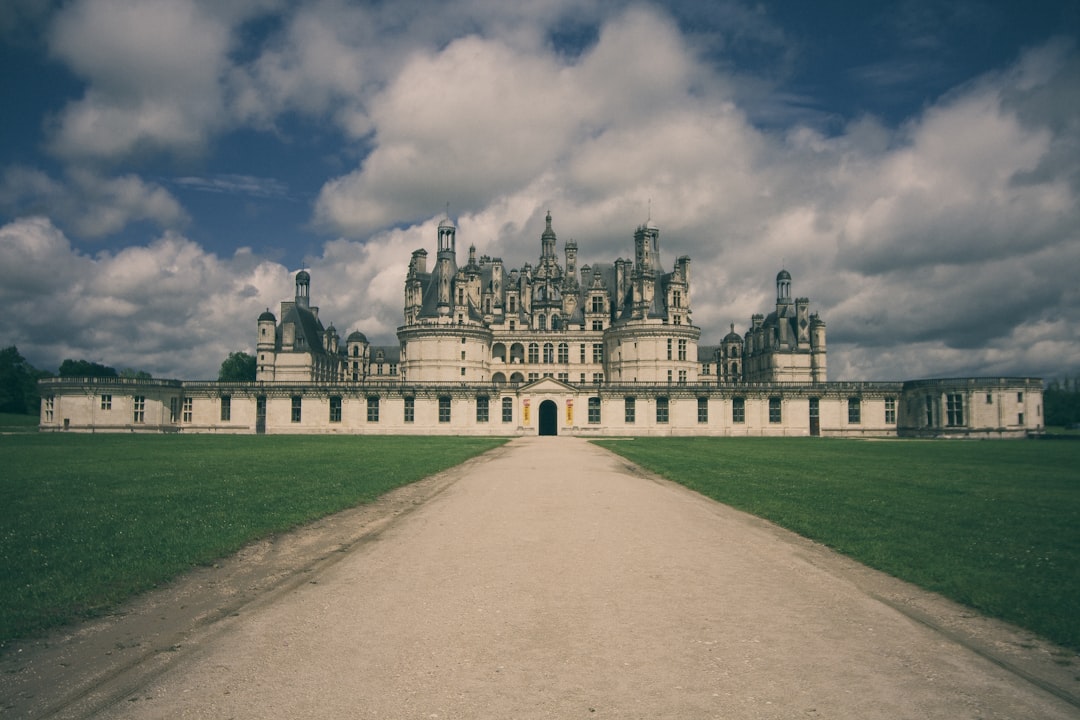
[4,437,1078,718]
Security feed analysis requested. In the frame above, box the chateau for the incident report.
[40,213,1043,437]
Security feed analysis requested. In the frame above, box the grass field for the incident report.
[593,437,1080,651]
[0,434,506,645]
[0,412,38,432]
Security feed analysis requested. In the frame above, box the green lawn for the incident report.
[0,412,38,433]
[593,437,1080,651]
[0,434,506,645]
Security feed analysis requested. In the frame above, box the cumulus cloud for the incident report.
[45,0,237,160]
[0,217,291,378]
[0,166,188,238]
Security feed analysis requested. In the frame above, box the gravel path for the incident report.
[4,437,1078,719]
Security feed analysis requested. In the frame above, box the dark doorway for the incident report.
[256,396,267,435]
[539,400,557,436]
[809,397,820,437]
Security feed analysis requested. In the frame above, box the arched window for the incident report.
[558,343,569,363]
[537,314,546,331]
[543,343,554,363]
[528,343,539,363]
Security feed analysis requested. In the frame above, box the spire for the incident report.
[540,209,557,260]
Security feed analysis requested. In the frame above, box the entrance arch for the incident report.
[538,400,558,436]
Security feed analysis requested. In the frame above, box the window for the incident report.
[1018,412,1025,425]
[678,339,687,361]
[558,343,568,363]
[591,296,604,313]
[221,395,232,422]
[656,397,669,423]
[502,397,513,423]
[182,397,193,423]
[528,372,539,382]
[986,393,993,404]
[367,396,380,422]
[476,396,489,422]
[134,396,146,423]
[509,296,516,312]
[543,343,554,363]
[592,373,604,384]
[44,397,54,423]
[698,397,708,423]
[667,338,672,360]
[291,396,302,423]
[439,396,451,423]
[592,320,603,331]
[946,393,964,426]
[885,397,896,424]
[592,343,604,363]
[678,370,687,384]
[169,397,179,422]
[769,397,782,423]
[404,396,415,423]
[847,397,861,424]
[557,372,568,382]
[1017,392,1024,402]
[100,394,112,410]
[673,290,682,307]
[625,397,636,423]
[461,350,466,360]
[580,344,586,363]
[460,367,466,376]
[588,396,601,424]
[732,397,745,423]
[528,343,539,363]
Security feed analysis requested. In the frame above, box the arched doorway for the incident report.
[539,400,558,436]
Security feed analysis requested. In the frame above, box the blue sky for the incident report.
[1,0,1077,380]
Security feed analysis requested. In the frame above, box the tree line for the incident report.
[0,347,257,415]
[1044,378,1080,428]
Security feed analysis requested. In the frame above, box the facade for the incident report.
[39,214,1044,438]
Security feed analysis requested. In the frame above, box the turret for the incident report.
[256,309,276,381]
[295,269,311,308]
[810,314,827,383]
[776,269,792,305]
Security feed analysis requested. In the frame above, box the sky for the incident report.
[0,0,1077,381]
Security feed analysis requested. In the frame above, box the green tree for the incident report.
[58,359,118,378]
[0,346,49,414]
[119,368,153,379]
[1044,378,1080,427]
[218,351,257,382]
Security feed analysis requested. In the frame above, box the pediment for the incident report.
[518,376,577,394]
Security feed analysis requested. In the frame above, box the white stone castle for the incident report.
[40,213,1043,437]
